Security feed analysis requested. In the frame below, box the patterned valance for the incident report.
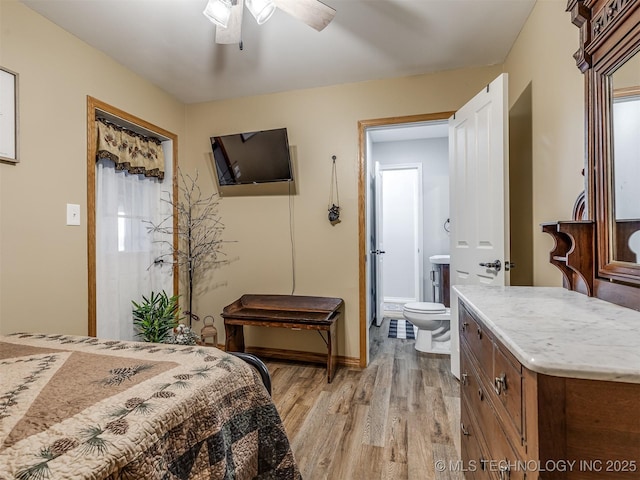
[96,119,165,180]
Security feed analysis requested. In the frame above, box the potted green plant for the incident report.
[132,290,182,343]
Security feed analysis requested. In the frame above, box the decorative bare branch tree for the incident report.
[146,168,228,326]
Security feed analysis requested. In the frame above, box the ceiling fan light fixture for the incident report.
[245,0,276,25]
[203,0,232,28]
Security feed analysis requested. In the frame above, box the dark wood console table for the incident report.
[222,294,344,383]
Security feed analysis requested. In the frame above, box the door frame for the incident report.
[357,111,454,367]
[86,96,179,337]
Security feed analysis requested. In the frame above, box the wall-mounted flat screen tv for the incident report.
[210,128,293,186]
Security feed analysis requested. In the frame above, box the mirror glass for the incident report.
[611,49,640,264]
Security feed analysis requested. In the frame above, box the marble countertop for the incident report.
[453,286,640,384]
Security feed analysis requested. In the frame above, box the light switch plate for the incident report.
[67,204,80,226]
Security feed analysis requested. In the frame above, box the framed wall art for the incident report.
[0,67,19,163]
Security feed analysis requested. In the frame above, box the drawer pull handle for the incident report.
[461,373,469,386]
[499,463,511,480]
[477,327,483,339]
[461,322,469,332]
[460,422,470,436]
[478,388,484,401]
[494,373,507,395]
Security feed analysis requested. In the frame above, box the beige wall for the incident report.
[184,0,587,360]
[503,0,585,286]
[0,0,587,362]
[184,65,503,361]
[0,1,185,335]
[509,83,534,286]
[0,0,4,333]
[615,51,640,88]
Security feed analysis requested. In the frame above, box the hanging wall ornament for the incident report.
[328,155,341,225]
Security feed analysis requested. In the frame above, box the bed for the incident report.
[0,333,300,480]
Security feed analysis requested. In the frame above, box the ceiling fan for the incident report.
[203,0,336,45]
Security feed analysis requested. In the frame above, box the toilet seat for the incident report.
[403,302,446,314]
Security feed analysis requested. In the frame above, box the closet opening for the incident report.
[86,96,178,338]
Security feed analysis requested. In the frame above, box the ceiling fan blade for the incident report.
[215,0,243,44]
[273,0,336,32]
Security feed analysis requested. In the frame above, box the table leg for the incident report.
[327,321,337,383]
[224,323,245,352]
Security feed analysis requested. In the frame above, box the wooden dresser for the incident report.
[456,286,640,480]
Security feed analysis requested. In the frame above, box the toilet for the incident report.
[403,301,451,354]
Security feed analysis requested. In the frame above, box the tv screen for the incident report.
[211,128,293,186]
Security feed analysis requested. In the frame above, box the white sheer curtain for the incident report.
[96,158,172,340]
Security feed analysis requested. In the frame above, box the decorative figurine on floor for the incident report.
[168,323,199,345]
[200,315,218,347]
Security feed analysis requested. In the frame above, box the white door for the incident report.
[373,162,385,326]
[380,164,423,305]
[449,73,510,378]
[366,159,385,329]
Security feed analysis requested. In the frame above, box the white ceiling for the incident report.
[20,0,536,104]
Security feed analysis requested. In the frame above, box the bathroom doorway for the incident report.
[364,114,452,342]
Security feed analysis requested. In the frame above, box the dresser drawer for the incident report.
[461,397,493,480]
[461,350,503,457]
[461,349,491,434]
[460,301,525,443]
[460,300,529,479]
[492,342,523,438]
[461,356,525,480]
[473,384,524,480]
[486,423,526,480]
[459,304,493,379]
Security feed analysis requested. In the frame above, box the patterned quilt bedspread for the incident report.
[0,333,301,480]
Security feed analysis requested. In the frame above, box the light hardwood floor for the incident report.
[266,319,464,480]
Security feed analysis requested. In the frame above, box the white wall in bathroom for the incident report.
[373,137,450,301]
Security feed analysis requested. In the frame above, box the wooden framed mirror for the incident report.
[607,53,640,274]
[586,3,640,285]
[550,0,640,308]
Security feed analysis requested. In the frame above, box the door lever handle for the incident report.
[479,259,502,271]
